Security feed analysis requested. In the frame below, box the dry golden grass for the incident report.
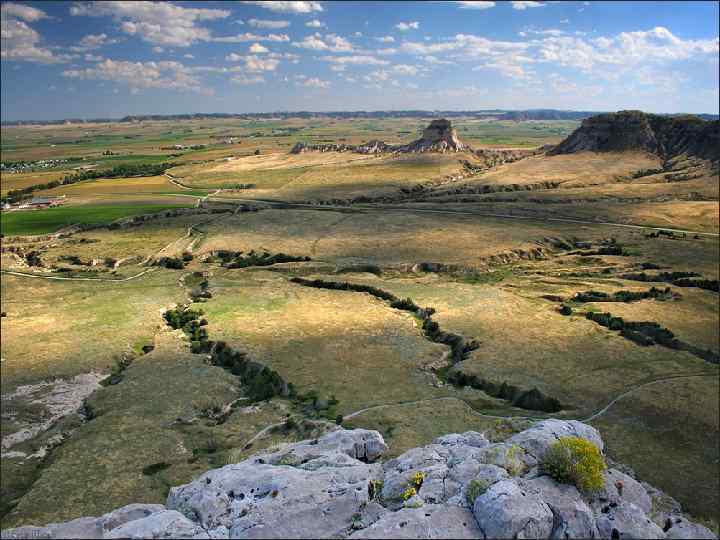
[476,151,662,187]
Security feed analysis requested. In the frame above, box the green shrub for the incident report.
[466,478,489,505]
[541,436,606,492]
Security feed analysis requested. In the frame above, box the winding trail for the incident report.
[240,372,717,450]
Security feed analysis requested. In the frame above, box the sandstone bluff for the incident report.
[1,420,715,539]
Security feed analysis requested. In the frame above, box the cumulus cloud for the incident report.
[62,58,210,94]
[375,36,395,43]
[1,4,69,63]
[1,2,49,21]
[511,1,545,10]
[392,64,419,75]
[249,42,269,53]
[363,69,390,82]
[70,1,230,47]
[242,1,323,14]
[70,33,117,52]
[305,19,325,28]
[320,54,389,65]
[292,33,353,52]
[395,21,419,31]
[455,1,496,9]
[225,53,280,71]
[213,33,289,43]
[301,77,330,88]
[247,18,290,29]
[232,74,265,85]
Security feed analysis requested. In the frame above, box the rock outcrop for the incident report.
[290,119,469,155]
[396,119,469,153]
[550,110,720,162]
[2,421,715,539]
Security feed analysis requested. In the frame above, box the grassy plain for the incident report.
[0,115,717,529]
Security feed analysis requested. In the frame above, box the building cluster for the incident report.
[2,195,66,211]
[0,159,69,174]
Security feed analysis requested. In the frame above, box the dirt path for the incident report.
[343,372,716,424]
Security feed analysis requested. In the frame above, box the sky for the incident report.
[1,1,718,120]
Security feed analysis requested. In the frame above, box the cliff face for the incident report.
[550,110,720,162]
[2,420,715,539]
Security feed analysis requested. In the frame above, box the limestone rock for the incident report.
[507,419,603,465]
[595,502,666,539]
[663,516,717,539]
[520,476,598,539]
[472,479,555,539]
[3,422,715,540]
[352,505,482,539]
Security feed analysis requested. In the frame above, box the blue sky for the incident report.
[1,1,718,120]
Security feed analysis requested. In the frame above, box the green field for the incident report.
[1,203,193,236]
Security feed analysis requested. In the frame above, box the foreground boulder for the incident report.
[2,422,715,539]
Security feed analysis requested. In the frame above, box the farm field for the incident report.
[1,114,718,532]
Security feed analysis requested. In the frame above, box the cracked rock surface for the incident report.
[1,422,716,539]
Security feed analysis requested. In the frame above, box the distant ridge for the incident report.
[3,109,718,126]
[550,110,720,162]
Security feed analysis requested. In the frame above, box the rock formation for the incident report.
[550,110,720,162]
[2,420,715,539]
[290,119,469,155]
[396,119,469,153]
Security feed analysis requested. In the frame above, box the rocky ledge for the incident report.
[1,420,715,539]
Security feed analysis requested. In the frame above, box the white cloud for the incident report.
[395,21,420,31]
[152,46,164,53]
[320,54,389,65]
[1,2,49,21]
[242,1,323,14]
[406,82,419,89]
[376,48,398,55]
[301,77,330,88]
[1,10,68,63]
[84,53,104,62]
[375,36,395,43]
[472,61,529,79]
[455,1,496,9]
[512,1,545,10]
[330,64,346,71]
[353,31,362,37]
[213,33,289,43]
[62,58,210,94]
[292,33,353,52]
[363,69,390,82]
[421,55,454,65]
[183,53,194,59]
[247,18,290,29]
[70,1,230,47]
[232,74,265,85]
[225,53,280,72]
[249,42,269,53]
[392,64,419,75]
[305,19,325,28]
[70,33,117,52]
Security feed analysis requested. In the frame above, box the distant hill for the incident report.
[3,109,717,126]
[549,110,720,162]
